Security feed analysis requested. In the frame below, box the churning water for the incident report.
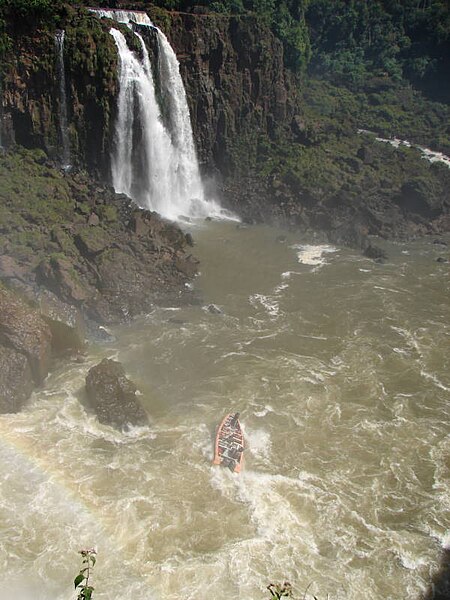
[0,222,448,600]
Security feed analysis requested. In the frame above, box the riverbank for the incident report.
[1,220,448,599]
[0,147,198,410]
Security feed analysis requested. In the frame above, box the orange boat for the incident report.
[213,412,244,473]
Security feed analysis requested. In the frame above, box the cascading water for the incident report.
[90,9,222,221]
[55,30,71,170]
[155,29,205,209]
[110,28,180,216]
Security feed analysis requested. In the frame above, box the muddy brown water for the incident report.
[0,221,448,600]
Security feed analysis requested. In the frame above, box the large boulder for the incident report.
[85,359,148,430]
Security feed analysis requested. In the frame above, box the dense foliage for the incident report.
[307,0,450,99]
[142,0,450,97]
[100,0,312,73]
[1,0,448,98]
[0,0,76,65]
[0,0,71,24]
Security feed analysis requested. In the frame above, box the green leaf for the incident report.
[74,573,84,588]
[90,555,96,566]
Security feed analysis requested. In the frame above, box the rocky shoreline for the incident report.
[0,148,198,411]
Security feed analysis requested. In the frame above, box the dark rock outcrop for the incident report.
[0,149,198,327]
[148,10,298,173]
[2,10,119,176]
[85,358,148,430]
[0,285,52,412]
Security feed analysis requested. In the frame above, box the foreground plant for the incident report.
[267,582,293,598]
[74,548,96,600]
[267,581,328,600]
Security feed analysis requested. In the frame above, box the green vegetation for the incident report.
[74,548,96,600]
[306,0,450,99]
[110,0,312,73]
[267,581,293,598]
[143,0,449,97]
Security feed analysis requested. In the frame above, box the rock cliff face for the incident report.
[2,8,297,179]
[0,285,52,412]
[0,148,197,412]
[2,10,118,175]
[151,12,297,173]
[149,10,449,242]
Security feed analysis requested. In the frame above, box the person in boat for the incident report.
[230,412,240,427]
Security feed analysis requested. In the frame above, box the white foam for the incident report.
[249,294,280,317]
[293,244,337,268]
[357,129,450,168]
[253,405,274,418]
[420,370,450,392]
[242,426,272,461]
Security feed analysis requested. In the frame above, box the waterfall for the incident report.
[89,9,153,27]
[90,8,222,221]
[55,30,71,170]
[110,28,178,216]
[155,30,205,211]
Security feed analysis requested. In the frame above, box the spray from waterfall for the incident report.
[89,8,224,221]
[55,30,71,170]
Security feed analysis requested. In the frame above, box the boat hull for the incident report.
[213,413,244,473]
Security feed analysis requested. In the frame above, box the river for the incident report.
[0,221,448,600]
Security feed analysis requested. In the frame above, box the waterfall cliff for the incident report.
[55,29,71,170]
[90,8,220,221]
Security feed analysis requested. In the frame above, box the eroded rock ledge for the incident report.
[0,148,198,412]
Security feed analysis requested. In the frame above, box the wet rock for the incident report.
[276,235,287,243]
[364,244,388,262]
[433,239,448,246]
[85,358,148,430]
[0,255,26,280]
[329,222,369,250]
[130,211,153,237]
[436,257,448,263]
[0,346,34,413]
[0,286,52,412]
[36,255,94,304]
[87,212,100,227]
[206,303,223,315]
[174,255,199,278]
